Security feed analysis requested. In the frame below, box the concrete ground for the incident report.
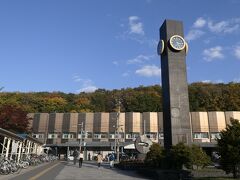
[55,161,150,180]
[0,161,150,180]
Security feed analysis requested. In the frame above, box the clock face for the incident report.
[171,107,180,118]
[169,35,185,51]
[157,40,164,55]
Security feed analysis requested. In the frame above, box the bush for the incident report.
[117,159,145,170]
[145,143,164,168]
[190,144,211,169]
[164,143,192,170]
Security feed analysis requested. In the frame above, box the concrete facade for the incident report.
[160,20,192,149]
[29,111,240,145]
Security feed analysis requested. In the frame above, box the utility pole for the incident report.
[54,129,58,156]
[44,117,49,146]
[79,122,84,152]
[143,119,146,136]
[116,100,121,162]
[113,125,117,155]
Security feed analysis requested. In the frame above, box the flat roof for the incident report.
[0,128,24,141]
[46,141,133,148]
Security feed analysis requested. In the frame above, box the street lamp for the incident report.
[78,122,84,152]
[53,129,58,156]
[112,125,116,155]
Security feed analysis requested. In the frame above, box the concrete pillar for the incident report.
[1,137,6,155]
[17,142,23,163]
[5,138,11,159]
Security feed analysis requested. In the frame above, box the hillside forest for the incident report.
[0,83,240,113]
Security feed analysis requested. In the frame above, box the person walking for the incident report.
[88,153,91,161]
[79,151,84,168]
[73,149,79,165]
[109,152,115,168]
[97,152,103,169]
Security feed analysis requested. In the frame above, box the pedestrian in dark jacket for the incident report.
[109,152,115,168]
[73,149,79,165]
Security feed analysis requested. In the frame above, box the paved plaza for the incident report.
[55,161,149,180]
[0,161,150,180]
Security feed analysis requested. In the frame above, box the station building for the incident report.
[28,111,240,159]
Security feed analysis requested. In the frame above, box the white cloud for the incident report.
[201,80,211,83]
[135,65,161,77]
[112,61,119,66]
[185,17,206,42]
[203,46,224,61]
[122,72,129,77]
[127,54,154,64]
[215,79,224,83]
[234,46,240,59]
[72,75,82,82]
[208,19,240,33]
[233,77,240,83]
[186,17,240,42]
[128,16,144,35]
[77,86,98,93]
[193,17,207,28]
[201,79,224,83]
[185,29,205,41]
[73,75,98,93]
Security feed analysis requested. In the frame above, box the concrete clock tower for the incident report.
[158,19,192,150]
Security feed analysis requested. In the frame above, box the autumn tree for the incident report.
[0,104,31,133]
[0,83,240,113]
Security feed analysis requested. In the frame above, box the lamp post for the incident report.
[44,117,49,146]
[54,129,58,156]
[115,100,123,162]
[143,119,146,136]
[78,122,84,152]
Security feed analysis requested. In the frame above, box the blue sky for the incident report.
[0,0,240,93]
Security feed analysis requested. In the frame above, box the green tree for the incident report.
[164,143,191,170]
[190,144,211,169]
[217,118,240,178]
[145,143,164,168]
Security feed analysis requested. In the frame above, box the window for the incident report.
[32,134,44,139]
[38,134,44,139]
[62,133,74,139]
[86,132,92,138]
[146,133,157,139]
[211,132,220,139]
[132,133,139,139]
[159,133,164,139]
[69,134,74,139]
[78,132,92,139]
[109,134,115,139]
[48,133,58,139]
[126,133,139,139]
[101,133,108,138]
[62,134,69,139]
[32,134,37,138]
[126,134,132,139]
[93,134,101,139]
[193,132,209,139]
